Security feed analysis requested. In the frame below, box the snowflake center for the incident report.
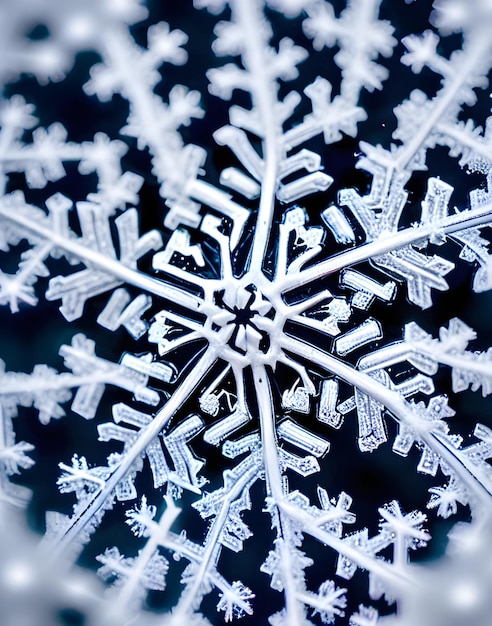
[213,284,274,356]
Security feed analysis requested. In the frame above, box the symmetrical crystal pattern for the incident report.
[0,1,491,625]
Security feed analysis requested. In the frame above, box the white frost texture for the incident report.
[0,0,492,624]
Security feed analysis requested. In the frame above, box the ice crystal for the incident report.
[1,0,492,624]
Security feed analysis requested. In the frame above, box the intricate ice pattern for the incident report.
[0,0,492,624]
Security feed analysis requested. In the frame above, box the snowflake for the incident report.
[0,0,492,625]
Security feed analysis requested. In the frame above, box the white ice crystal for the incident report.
[0,0,491,624]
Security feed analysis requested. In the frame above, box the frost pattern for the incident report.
[0,0,492,625]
